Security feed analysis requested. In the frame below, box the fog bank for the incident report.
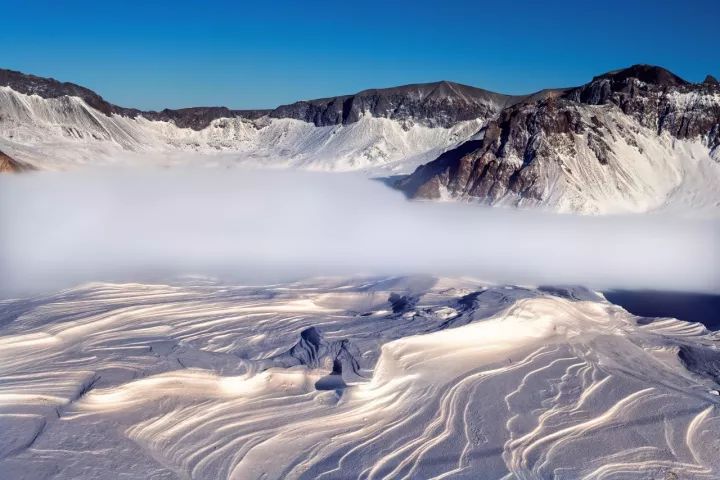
[1,167,718,298]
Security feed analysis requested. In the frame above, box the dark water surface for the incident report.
[604,290,720,331]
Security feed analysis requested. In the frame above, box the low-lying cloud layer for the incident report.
[1,167,718,297]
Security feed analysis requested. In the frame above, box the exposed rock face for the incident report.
[399,65,720,213]
[270,81,526,128]
[0,150,34,173]
[138,106,268,130]
[399,97,587,202]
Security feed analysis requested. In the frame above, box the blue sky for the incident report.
[2,0,718,110]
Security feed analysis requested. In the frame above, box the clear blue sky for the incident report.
[2,0,718,110]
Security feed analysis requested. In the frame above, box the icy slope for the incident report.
[1,277,718,479]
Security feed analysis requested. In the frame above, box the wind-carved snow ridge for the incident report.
[0,86,486,174]
[0,276,718,479]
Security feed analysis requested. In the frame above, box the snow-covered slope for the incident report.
[0,86,487,172]
[0,85,486,172]
[0,276,719,479]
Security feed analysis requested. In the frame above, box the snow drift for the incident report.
[0,277,718,479]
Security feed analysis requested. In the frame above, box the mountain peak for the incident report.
[597,64,689,87]
[703,74,719,86]
[0,67,117,115]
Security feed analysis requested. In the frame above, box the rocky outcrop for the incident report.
[0,150,35,173]
[259,327,363,381]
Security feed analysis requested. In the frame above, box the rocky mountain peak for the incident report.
[565,64,719,144]
[595,64,689,87]
[567,64,694,106]
[0,68,117,115]
[703,74,719,86]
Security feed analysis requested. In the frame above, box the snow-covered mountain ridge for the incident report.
[0,84,487,172]
[1,65,719,214]
[0,68,528,172]
[0,68,531,129]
